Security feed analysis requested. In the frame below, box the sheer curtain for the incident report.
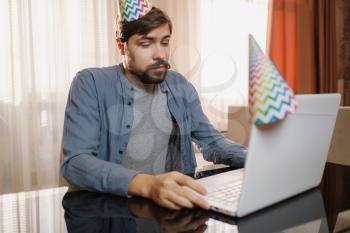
[0,0,201,194]
[200,0,269,130]
[152,0,269,132]
[0,0,121,194]
[152,0,202,88]
[0,0,268,194]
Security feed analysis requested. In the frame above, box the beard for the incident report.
[130,59,171,84]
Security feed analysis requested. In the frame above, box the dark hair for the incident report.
[116,7,172,43]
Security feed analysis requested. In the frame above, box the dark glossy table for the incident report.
[0,163,349,233]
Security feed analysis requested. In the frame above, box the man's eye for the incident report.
[161,41,169,46]
[139,42,151,47]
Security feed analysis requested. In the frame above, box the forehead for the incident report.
[134,24,171,40]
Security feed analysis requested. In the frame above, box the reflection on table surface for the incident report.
[62,188,329,233]
[0,187,333,233]
[0,163,349,233]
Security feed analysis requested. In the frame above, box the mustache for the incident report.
[147,59,171,70]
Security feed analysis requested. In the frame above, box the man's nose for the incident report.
[153,44,167,60]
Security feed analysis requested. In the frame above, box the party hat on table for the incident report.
[249,35,299,126]
[118,0,153,22]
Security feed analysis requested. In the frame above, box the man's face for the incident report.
[123,23,171,84]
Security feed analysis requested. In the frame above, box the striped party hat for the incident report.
[118,0,153,22]
[249,34,299,126]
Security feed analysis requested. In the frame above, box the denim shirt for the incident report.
[61,64,247,197]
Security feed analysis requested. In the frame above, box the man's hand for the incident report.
[128,171,210,210]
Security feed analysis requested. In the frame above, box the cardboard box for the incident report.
[227,106,251,147]
[327,107,350,166]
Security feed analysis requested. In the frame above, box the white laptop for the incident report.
[198,93,340,217]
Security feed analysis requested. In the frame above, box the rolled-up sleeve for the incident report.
[60,70,139,197]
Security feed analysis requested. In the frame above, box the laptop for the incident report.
[198,93,340,217]
[208,189,329,232]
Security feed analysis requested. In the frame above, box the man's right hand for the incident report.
[128,171,210,210]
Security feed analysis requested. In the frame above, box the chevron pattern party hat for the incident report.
[249,35,299,126]
[118,0,153,22]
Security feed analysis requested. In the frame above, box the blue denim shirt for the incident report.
[61,64,247,197]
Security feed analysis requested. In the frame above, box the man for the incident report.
[61,0,247,211]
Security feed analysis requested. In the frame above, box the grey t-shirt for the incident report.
[121,85,174,174]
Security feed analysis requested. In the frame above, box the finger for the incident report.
[175,174,208,195]
[172,188,205,211]
[160,198,182,210]
[166,189,194,209]
[182,186,210,209]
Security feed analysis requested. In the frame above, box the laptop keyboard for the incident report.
[205,180,243,206]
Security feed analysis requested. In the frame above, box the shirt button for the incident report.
[131,87,134,91]
[126,125,131,129]
[119,150,123,154]
[128,101,132,106]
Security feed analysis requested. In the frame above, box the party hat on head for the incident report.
[249,34,299,126]
[118,0,153,22]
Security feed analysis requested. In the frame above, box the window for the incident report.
[200,0,269,130]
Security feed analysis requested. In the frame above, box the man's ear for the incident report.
[116,37,125,55]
